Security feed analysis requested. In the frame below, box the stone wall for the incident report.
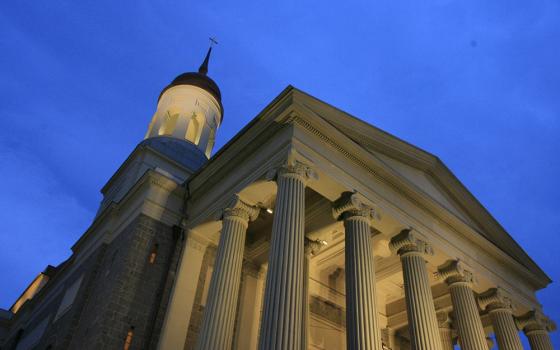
[1,214,178,350]
[1,244,106,349]
[70,214,177,350]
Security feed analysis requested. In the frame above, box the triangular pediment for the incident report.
[295,94,483,232]
[282,87,549,285]
[194,86,549,286]
[372,151,481,229]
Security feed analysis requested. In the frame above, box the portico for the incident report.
[157,87,554,350]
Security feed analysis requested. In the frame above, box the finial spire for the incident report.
[198,37,218,75]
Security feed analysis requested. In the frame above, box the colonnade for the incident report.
[193,162,556,350]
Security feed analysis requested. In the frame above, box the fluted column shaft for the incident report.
[438,260,486,350]
[333,191,382,350]
[439,327,454,350]
[196,198,259,350]
[449,282,487,350]
[489,307,523,350]
[477,287,523,350]
[302,253,310,350]
[517,310,556,350]
[526,330,553,350]
[390,229,442,350]
[437,311,455,350]
[345,216,382,350]
[259,163,314,350]
[401,253,443,350]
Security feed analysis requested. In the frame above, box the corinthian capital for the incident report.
[389,228,434,256]
[437,260,475,286]
[223,195,260,222]
[516,310,557,333]
[476,287,512,312]
[266,159,318,184]
[332,191,377,221]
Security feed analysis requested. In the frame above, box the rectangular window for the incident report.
[123,327,134,350]
[54,275,83,321]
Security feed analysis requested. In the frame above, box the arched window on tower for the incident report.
[205,128,215,158]
[185,112,203,145]
[158,111,179,136]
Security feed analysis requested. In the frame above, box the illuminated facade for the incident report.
[1,50,556,350]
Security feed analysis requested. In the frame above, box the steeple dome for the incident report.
[145,47,223,158]
[158,47,223,116]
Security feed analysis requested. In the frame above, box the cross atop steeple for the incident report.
[199,37,217,75]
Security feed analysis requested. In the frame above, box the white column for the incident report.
[258,161,316,350]
[389,229,443,350]
[437,311,455,350]
[516,310,556,350]
[302,238,324,350]
[157,232,208,350]
[477,287,523,350]
[333,191,383,350]
[437,260,487,350]
[196,196,260,350]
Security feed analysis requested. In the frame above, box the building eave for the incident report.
[188,85,551,289]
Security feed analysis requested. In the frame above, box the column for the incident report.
[333,191,383,350]
[436,311,455,350]
[389,229,443,350]
[477,287,523,350]
[302,238,324,350]
[516,310,556,350]
[157,232,208,350]
[437,260,487,350]
[258,161,316,350]
[195,195,260,350]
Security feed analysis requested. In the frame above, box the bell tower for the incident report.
[145,47,223,158]
[96,47,224,215]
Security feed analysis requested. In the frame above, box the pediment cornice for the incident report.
[186,86,550,289]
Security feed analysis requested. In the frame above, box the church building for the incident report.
[0,49,556,350]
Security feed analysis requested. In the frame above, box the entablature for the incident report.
[181,87,548,318]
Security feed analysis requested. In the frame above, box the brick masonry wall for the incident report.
[1,245,107,350]
[3,214,283,350]
[1,214,180,350]
[146,225,185,350]
[68,214,177,350]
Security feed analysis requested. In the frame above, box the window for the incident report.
[158,111,179,136]
[123,326,134,350]
[54,276,83,321]
[185,112,203,145]
[205,128,215,158]
[105,249,119,276]
[148,243,159,264]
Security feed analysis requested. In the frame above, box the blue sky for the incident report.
[1,0,558,347]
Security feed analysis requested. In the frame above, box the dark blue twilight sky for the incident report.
[1,1,559,347]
